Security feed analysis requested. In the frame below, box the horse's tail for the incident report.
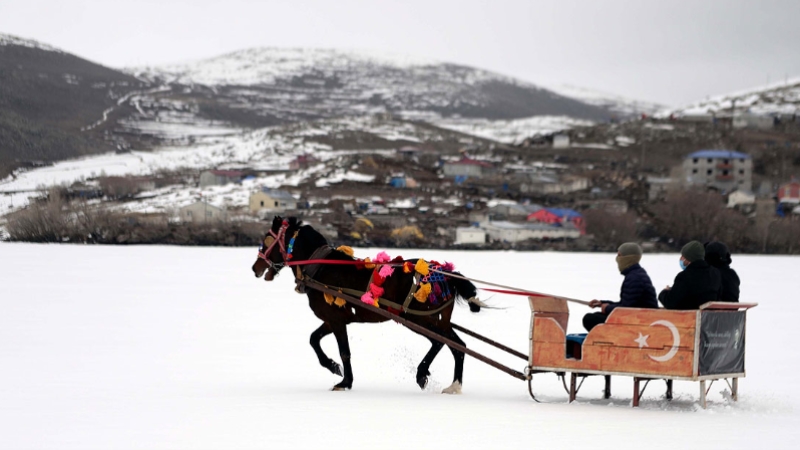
[448,271,484,313]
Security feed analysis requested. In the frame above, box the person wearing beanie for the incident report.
[659,240,722,310]
[705,241,740,303]
[583,242,658,331]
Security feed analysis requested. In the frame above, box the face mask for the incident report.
[679,259,687,271]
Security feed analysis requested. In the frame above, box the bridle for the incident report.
[257,220,290,271]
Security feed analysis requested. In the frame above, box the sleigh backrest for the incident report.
[529,296,569,332]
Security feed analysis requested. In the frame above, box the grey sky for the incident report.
[1,0,799,106]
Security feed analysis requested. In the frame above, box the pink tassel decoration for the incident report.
[375,251,391,263]
[361,292,374,304]
[442,262,455,272]
[370,284,384,298]
[379,265,394,278]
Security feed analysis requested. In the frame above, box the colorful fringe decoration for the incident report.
[360,251,396,307]
[379,265,394,278]
[414,259,430,276]
[403,261,414,273]
[336,245,355,257]
[324,292,347,308]
[414,282,432,302]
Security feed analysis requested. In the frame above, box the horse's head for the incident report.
[252,216,304,281]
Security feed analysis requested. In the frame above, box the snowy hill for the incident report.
[665,77,800,117]
[0,33,148,177]
[547,84,665,117]
[130,47,615,123]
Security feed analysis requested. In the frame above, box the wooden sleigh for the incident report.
[527,296,757,408]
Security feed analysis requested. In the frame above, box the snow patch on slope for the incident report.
[0,33,62,53]
[665,77,800,117]
[548,84,665,116]
[432,115,594,144]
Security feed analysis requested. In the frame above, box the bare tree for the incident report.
[583,209,639,248]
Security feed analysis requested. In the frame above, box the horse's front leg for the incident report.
[416,336,445,389]
[310,322,341,376]
[331,323,353,391]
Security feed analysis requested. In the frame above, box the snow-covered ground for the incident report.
[547,84,665,116]
[663,77,800,117]
[0,244,796,449]
[0,116,416,214]
[431,115,593,144]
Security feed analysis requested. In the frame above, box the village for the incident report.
[8,109,797,253]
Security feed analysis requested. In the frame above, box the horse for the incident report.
[251,216,483,393]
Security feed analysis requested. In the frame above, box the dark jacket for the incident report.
[603,264,658,314]
[659,260,722,310]
[705,242,740,303]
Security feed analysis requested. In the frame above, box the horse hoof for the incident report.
[416,376,428,390]
[328,361,342,376]
[332,382,352,391]
[442,381,462,395]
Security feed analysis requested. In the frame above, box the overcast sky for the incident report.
[2,0,798,106]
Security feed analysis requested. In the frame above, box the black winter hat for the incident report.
[681,241,705,263]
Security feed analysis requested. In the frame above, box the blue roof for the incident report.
[687,150,751,160]
[545,208,582,219]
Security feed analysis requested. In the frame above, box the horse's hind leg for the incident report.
[310,322,341,376]
[416,337,445,389]
[331,323,353,391]
[442,330,466,394]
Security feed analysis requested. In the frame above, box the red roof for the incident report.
[450,157,494,168]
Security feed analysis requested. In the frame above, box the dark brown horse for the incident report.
[252,216,482,393]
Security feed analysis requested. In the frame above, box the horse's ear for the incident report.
[288,216,302,228]
[272,216,282,229]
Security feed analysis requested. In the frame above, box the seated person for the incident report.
[659,241,722,309]
[583,242,658,331]
[705,241,740,302]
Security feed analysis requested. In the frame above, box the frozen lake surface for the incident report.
[1,243,797,449]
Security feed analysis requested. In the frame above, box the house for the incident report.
[179,201,228,223]
[482,221,580,242]
[249,188,296,213]
[199,170,245,187]
[289,155,319,170]
[646,176,674,201]
[455,227,486,245]
[777,180,800,204]
[486,201,542,220]
[520,174,589,195]
[396,146,422,160]
[733,113,774,130]
[527,208,585,234]
[552,134,570,149]
[727,190,756,208]
[442,157,495,178]
[98,176,157,199]
[682,150,752,193]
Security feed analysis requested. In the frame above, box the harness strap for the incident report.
[402,272,422,312]
[302,246,334,280]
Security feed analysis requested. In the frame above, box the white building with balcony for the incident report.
[682,150,752,193]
